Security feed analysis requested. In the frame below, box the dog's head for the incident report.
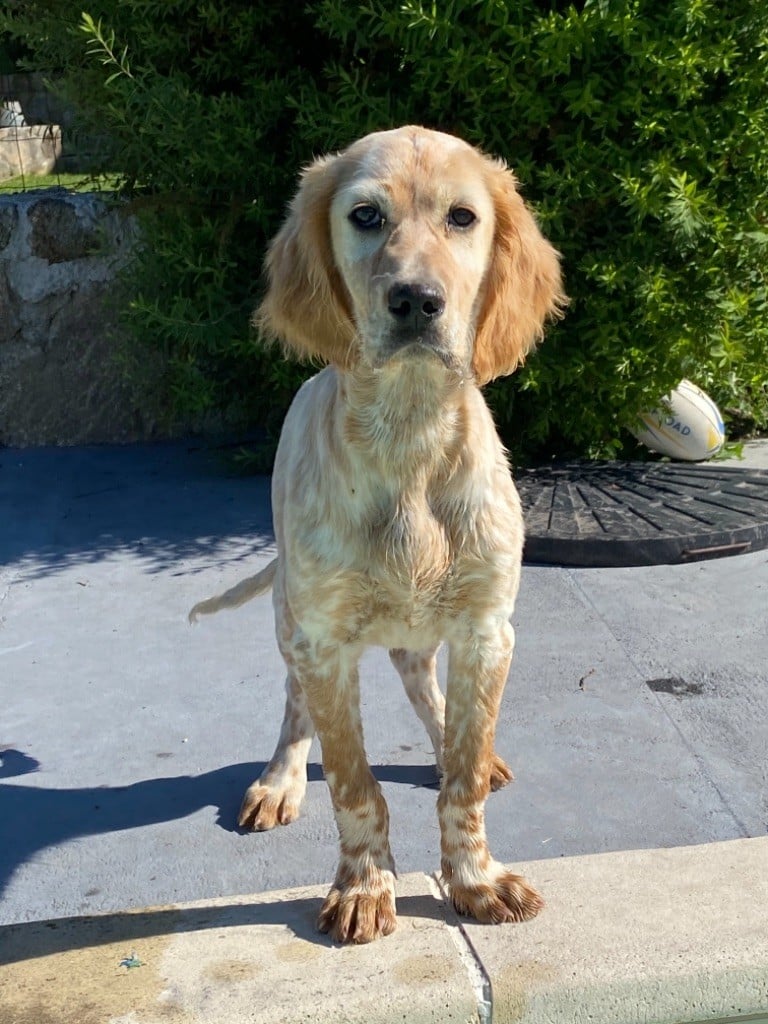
[257,126,565,385]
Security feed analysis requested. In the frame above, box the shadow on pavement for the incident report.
[0,748,439,908]
[0,443,275,580]
[0,889,448,964]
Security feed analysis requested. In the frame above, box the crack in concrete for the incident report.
[429,873,493,1024]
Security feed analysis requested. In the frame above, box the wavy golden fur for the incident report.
[191,126,565,943]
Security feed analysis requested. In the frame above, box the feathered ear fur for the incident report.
[255,154,356,368]
[472,160,566,386]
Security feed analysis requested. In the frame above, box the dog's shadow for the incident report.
[0,888,450,967]
[0,748,440,919]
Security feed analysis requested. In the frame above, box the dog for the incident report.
[190,125,565,943]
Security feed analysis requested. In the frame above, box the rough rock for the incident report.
[0,190,172,445]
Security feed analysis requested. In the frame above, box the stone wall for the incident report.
[0,189,171,446]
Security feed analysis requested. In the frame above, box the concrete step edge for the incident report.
[1,837,767,1024]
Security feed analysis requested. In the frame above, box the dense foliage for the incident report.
[2,1,766,458]
[0,30,30,73]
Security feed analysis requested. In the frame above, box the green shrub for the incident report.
[0,30,30,73]
[2,1,766,458]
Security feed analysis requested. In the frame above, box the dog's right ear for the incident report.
[255,154,357,368]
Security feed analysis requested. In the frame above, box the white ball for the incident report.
[633,379,725,461]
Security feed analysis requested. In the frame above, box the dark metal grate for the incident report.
[516,462,768,567]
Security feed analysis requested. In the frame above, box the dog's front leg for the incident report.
[439,618,543,924]
[292,635,397,943]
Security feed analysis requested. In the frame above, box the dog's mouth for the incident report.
[373,334,466,375]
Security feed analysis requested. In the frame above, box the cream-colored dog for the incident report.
[191,126,565,943]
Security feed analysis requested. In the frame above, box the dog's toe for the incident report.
[490,753,514,790]
[318,884,397,944]
[450,868,543,924]
[238,780,303,831]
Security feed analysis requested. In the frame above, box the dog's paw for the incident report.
[490,753,514,791]
[448,866,543,924]
[238,777,304,831]
[317,870,397,944]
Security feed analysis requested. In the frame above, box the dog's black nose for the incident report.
[387,283,446,331]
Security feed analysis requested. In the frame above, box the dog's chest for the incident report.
[290,487,465,645]
[351,488,457,626]
[353,502,457,645]
[368,489,451,585]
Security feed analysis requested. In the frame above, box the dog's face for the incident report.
[328,129,497,376]
[258,126,564,385]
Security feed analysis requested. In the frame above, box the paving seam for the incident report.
[631,690,753,839]
[564,567,753,840]
[429,873,494,1024]
[0,567,19,624]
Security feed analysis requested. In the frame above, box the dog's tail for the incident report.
[188,557,278,623]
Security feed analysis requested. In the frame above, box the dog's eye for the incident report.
[448,207,476,229]
[349,205,384,230]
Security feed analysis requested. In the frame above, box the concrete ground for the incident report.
[2,439,768,1022]
[1,439,766,931]
[2,841,766,1024]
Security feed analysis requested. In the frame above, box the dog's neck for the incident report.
[338,359,472,484]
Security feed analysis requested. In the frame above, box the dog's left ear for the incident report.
[472,160,566,385]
